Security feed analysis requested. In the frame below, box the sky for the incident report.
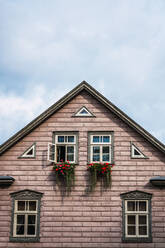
[0,0,165,145]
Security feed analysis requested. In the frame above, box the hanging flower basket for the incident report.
[87,163,114,191]
[53,161,76,192]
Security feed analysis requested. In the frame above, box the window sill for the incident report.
[122,237,152,243]
[10,237,40,243]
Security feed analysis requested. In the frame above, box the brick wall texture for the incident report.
[0,90,165,248]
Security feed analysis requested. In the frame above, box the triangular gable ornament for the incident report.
[19,143,36,158]
[73,106,95,117]
[131,143,147,159]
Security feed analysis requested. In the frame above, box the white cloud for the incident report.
[0,84,65,144]
[0,0,165,144]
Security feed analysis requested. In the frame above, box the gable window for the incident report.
[19,143,36,159]
[10,190,43,242]
[48,132,78,163]
[73,106,95,117]
[88,132,113,163]
[120,190,152,243]
[131,143,147,159]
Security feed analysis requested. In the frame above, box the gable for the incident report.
[0,81,164,155]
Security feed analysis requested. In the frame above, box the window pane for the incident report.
[102,146,109,153]
[67,146,74,153]
[139,226,147,235]
[67,154,74,161]
[139,201,147,211]
[128,215,136,225]
[128,226,136,235]
[68,136,74,143]
[58,136,64,143]
[16,225,24,235]
[57,146,65,162]
[93,136,100,143]
[27,148,33,155]
[18,201,25,211]
[28,215,36,225]
[80,109,88,114]
[103,136,110,143]
[102,154,109,161]
[93,155,100,161]
[93,146,100,153]
[29,201,36,211]
[139,215,147,225]
[17,215,25,224]
[127,201,135,211]
[27,225,35,235]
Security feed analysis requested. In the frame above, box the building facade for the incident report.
[0,81,165,248]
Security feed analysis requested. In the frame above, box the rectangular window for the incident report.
[14,200,38,237]
[48,132,78,163]
[89,133,112,163]
[125,200,149,238]
[10,189,43,243]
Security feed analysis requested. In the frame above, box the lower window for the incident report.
[125,200,148,237]
[14,200,37,237]
[120,190,152,243]
[10,189,43,242]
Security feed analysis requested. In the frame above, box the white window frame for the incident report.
[20,143,36,158]
[125,200,149,238]
[89,134,112,163]
[74,106,94,117]
[48,134,77,163]
[13,200,38,238]
[131,143,147,159]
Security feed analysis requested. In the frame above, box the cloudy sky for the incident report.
[0,0,165,145]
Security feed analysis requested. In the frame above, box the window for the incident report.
[19,143,36,159]
[10,190,43,242]
[88,132,113,163]
[48,132,78,163]
[131,143,147,159]
[73,106,95,117]
[120,190,152,243]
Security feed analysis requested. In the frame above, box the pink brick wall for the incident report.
[0,90,165,247]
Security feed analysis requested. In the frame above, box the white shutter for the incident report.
[47,143,56,162]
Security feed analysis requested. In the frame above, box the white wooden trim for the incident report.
[21,144,35,158]
[75,106,94,117]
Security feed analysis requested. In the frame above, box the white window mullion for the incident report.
[25,214,28,237]
[125,214,128,236]
[136,214,138,237]
[65,145,68,162]
[91,146,93,162]
[100,146,103,162]
[74,145,76,163]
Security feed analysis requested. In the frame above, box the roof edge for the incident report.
[0,80,164,155]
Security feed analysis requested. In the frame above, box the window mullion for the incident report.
[25,213,28,237]
[74,145,75,163]
[125,214,128,237]
[136,214,139,237]
[100,145,102,162]
[64,145,68,162]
